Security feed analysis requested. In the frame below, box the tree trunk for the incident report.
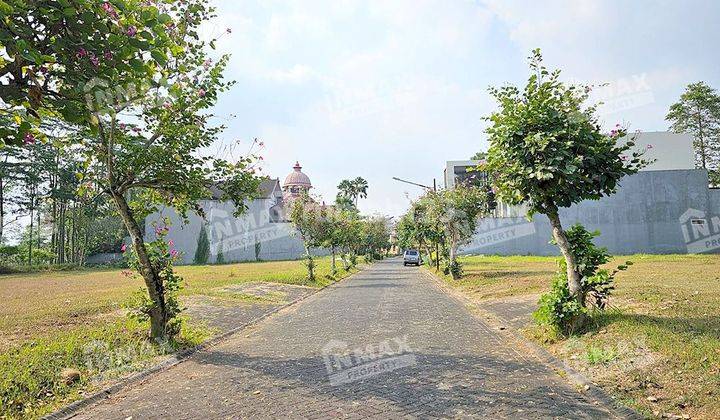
[111,191,168,341]
[304,245,315,282]
[28,197,34,266]
[331,245,336,275]
[547,211,583,300]
[697,107,707,169]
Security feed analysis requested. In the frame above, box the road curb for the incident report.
[422,269,643,420]
[44,266,366,420]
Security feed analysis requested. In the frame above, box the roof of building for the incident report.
[209,177,280,200]
[258,178,281,198]
[283,161,312,188]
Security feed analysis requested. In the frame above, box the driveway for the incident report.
[73,259,621,419]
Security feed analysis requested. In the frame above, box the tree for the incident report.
[0,0,190,146]
[666,81,720,183]
[484,50,647,323]
[194,224,210,265]
[470,151,487,161]
[321,207,340,275]
[425,185,490,278]
[288,195,331,282]
[397,197,444,268]
[337,176,368,207]
[360,215,391,261]
[3,1,262,340]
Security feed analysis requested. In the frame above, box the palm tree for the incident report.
[351,177,368,207]
[337,179,355,202]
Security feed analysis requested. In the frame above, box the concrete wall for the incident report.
[461,169,720,255]
[631,132,696,171]
[145,198,324,265]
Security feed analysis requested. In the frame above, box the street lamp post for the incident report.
[392,176,441,272]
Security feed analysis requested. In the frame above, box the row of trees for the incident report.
[289,180,391,282]
[0,133,125,266]
[396,183,493,278]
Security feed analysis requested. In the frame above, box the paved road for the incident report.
[75,259,619,419]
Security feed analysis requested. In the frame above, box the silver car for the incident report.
[403,249,421,266]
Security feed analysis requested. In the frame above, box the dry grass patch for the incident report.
[447,253,720,419]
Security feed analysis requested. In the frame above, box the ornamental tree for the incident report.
[3,0,262,341]
[0,0,190,146]
[424,184,490,278]
[288,195,331,282]
[484,50,647,310]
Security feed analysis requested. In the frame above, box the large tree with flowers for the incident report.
[484,50,647,318]
[1,1,261,341]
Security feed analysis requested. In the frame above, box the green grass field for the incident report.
[0,256,355,419]
[445,253,720,419]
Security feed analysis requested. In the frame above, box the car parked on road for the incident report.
[403,249,421,266]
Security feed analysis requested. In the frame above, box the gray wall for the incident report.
[462,169,720,255]
[146,198,325,265]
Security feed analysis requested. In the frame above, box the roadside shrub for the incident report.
[534,224,631,336]
[302,254,316,282]
[443,260,463,279]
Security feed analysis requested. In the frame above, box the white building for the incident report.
[145,162,321,264]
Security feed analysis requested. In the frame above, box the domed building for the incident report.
[282,161,312,200]
[145,160,329,265]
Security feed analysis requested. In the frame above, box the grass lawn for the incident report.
[0,256,355,419]
[442,253,720,419]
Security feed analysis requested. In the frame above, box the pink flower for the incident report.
[126,26,137,37]
[90,55,100,68]
[104,51,113,60]
[120,244,127,252]
[198,89,206,97]
[646,144,654,149]
[163,102,172,109]
[203,59,212,69]
[168,240,174,247]
[119,123,126,129]
[23,133,36,144]
[102,2,119,18]
[77,48,88,58]
[132,127,141,133]
[170,249,179,257]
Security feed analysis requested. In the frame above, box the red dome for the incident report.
[283,161,312,188]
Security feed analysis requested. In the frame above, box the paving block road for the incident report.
[73,259,623,419]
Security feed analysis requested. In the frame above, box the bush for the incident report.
[534,224,631,336]
[443,260,463,279]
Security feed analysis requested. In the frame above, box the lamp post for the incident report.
[392,176,441,271]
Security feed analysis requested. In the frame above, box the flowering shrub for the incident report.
[123,220,184,340]
[533,224,632,336]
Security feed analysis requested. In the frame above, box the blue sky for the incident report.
[202,0,720,217]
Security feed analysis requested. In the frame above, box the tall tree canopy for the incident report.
[336,176,368,207]
[666,81,720,184]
